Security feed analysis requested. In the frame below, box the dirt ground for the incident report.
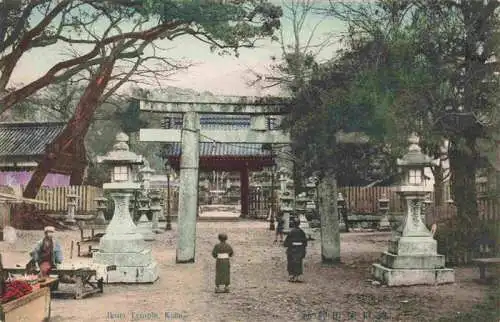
[0,220,490,322]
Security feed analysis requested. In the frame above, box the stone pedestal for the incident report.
[378,212,391,231]
[92,192,158,283]
[150,205,163,233]
[339,215,346,232]
[137,211,155,241]
[149,191,163,234]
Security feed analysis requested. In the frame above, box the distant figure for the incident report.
[284,218,307,282]
[30,226,63,277]
[274,212,285,243]
[212,233,234,293]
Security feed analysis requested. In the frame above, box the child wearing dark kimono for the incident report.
[212,233,234,293]
[284,218,307,282]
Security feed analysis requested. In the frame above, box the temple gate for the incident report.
[138,95,290,263]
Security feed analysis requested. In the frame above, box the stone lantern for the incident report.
[94,197,108,224]
[136,193,154,241]
[92,132,158,283]
[371,134,454,286]
[139,161,155,192]
[149,189,163,233]
[65,190,79,224]
[337,192,347,232]
[136,162,155,241]
[278,167,294,233]
[378,194,391,231]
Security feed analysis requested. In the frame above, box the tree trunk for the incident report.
[494,169,500,257]
[23,58,116,198]
[448,136,480,264]
[318,170,340,263]
[69,167,85,185]
[433,166,444,207]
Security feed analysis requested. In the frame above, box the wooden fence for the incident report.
[339,183,500,221]
[33,185,103,213]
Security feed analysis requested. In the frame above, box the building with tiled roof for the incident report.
[160,114,279,217]
[162,114,278,171]
[0,122,87,187]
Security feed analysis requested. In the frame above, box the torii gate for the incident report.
[138,95,291,263]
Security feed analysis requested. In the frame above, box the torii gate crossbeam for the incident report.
[138,95,291,263]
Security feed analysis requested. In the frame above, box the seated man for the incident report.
[30,226,63,277]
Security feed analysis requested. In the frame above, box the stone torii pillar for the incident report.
[138,95,290,263]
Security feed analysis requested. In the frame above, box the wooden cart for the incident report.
[0,287,50,322]
[4,267,104,300]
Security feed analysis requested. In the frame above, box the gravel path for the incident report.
[0,221,488,321]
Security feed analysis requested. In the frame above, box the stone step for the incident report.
[371,263,455,286]
[380,252,445,269]
[94,262,159,283]
[388,236,437,256]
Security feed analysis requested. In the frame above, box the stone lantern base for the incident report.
[91,192,158,283]
[93,233,159,283]
[137,213,155,241]
[371,236,455,286]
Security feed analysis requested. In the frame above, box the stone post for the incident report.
[94,197,108,225]
[318,174,340,263]
[149,189,163,233]
[337,192,347,232]
[65,192,78,224]
[177,111,200,263]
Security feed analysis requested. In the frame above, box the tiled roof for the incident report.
[163,115,277,157]
[0,122,65,157]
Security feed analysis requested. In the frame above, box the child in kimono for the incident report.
[212,233,234,293]
[284,218,307,282]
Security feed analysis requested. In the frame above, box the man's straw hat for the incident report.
[44,226,55,233]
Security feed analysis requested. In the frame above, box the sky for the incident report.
[9,1,348,97]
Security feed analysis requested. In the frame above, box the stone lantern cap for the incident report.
[397,134,434,167]
[96,132,144,165]
[139,160,155,176]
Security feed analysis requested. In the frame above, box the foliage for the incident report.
[327,0,500,263]
[438,283,500,321]
[114,99,148,135]
[0,0,283,112]
[283,49,399,184]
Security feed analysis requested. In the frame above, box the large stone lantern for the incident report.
[371,134,454,286]
[92,132,158,283]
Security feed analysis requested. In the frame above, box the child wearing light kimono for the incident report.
[212,233,234,293]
